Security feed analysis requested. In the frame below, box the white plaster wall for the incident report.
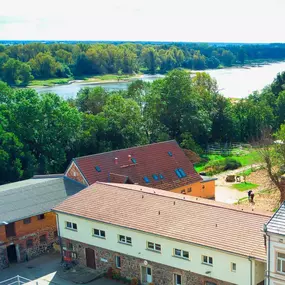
[267,233,285,285]
[57,212,264,285]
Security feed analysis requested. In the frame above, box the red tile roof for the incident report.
[70,140,202,190]
[54,182,271,261]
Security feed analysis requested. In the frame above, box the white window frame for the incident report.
[93,228,106,238]
[231,262,236,272]
[147,241,161,252]
[66,221,77,231]
[116,255,121,268]
[174,273,182,285]
[174,248,190,259]
[118,235,132,245]
[202,255,213,265]
[277,252,285,274]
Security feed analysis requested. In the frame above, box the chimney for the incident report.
[128,154,132,162]
[115,157,118,165]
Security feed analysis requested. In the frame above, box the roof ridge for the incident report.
[96,182,271,218]
[74,140,177,161]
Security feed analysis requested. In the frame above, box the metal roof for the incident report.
[266,202,285,235]
[0,177,86,225]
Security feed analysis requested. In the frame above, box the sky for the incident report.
[0,0,284,43]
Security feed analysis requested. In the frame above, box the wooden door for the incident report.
[5,222,16,237]
[85,248,96,269]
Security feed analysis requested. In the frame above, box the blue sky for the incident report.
[0,0,284,42]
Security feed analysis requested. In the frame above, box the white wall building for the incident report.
[54,182,270,285]
[265,202,285,285]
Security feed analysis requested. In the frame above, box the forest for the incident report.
[1,42,285,86]
[1,69,285,185]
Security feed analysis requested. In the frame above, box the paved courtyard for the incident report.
[0,253,116,285]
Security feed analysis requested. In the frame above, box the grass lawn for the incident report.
[29,78,72,87]
[232,182,259,191]
[194,149,262,175]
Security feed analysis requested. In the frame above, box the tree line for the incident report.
[1,42,285,86]
[1,69,285,185]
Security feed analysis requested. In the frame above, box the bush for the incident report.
[224,158,242,171]
[112,269,121,280]
[131,277,139,285]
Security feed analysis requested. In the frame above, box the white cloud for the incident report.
[0,0,284,42]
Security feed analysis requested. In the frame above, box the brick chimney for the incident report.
[128,154,132,162]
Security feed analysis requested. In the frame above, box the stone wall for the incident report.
[61,238,235,285]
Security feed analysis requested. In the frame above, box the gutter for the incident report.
[248,256,253,285]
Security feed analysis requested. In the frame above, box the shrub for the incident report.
[107,267,113,279]
[112,269,121,280]
[224,158,242,170]
[131,277,139,285]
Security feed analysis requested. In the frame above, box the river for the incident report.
[34,62,285,99]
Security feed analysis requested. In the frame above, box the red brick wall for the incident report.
[66,162,87,185]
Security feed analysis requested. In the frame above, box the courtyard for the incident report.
[0,253,116,285]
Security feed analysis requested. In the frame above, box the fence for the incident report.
[0,276,36,285]
[205,143,252,155]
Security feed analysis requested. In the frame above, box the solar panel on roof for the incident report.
[131,158,137,164]
[175,169,182,178]
[95,166,101,172]
[178,168,187,178]
[152,174,159,181]
[159,174,164,179]
[168,151,173,157]
[143,176,150,183]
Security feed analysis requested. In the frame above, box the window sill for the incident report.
[118,241,132,246]
[65,227,78,232]
[173,255,190,261]
[276,271,285,275]
[202,262,213,266]
[146,248,161,254]
[93,235,106,239]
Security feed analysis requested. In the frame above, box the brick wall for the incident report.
[0,212,59,270]
[62,238,234,285]
[66,162,87,185]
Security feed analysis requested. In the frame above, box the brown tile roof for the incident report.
[54,182,271,261]
[109,173,130,184]
[71,140,202,190]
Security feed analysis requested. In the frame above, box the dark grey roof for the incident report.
[266,202,285,235]
[0,177,86,225]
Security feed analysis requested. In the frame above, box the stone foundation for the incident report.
[61,238,234,285]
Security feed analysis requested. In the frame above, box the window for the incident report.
[116,256,121,268]
[152,174,159,181]
[93,228,106,238]
[174,248,189,259]
[202,255,213,265]
[37,214,45,220]
[95,166,101,172]
[118,235,132,245]
[67,242,74,250]
[159,174,164,179]
[178,168,187,177]
[181,190,186,194]
[40,234,47,244]
[168,151,173,157]
[205,282,217,285]
[147,241,161,252]
[175,169,182,178]
[231,262,236,272]
[131,158,137,164]
[174,274,182,285]
[143,176,150,183]
[71,252,77,259]
[23,218,31,224]
[66,221,77,231]
[187,187,192,193]
[26,239,33,248]
[277,252,285,273]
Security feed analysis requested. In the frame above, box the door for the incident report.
[141,266,152,284]
[7,244,17,263]
[85,248,96,269]
[5,223,16,238]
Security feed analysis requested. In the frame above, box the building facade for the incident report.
[65,140,216,199]
[54,182,270,285]
[265,202,285,285]
[0,176,85,270]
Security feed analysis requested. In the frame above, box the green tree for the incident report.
[141,47,158,74]
[237,47,247,64]
[221,50,235,66]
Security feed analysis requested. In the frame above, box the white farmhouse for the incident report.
[265,202,285,284]
[53,182,270,285]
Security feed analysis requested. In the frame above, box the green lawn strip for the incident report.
[29,78,72,87]
[232,182,259,191]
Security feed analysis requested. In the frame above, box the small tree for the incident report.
[259,126,285,203]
